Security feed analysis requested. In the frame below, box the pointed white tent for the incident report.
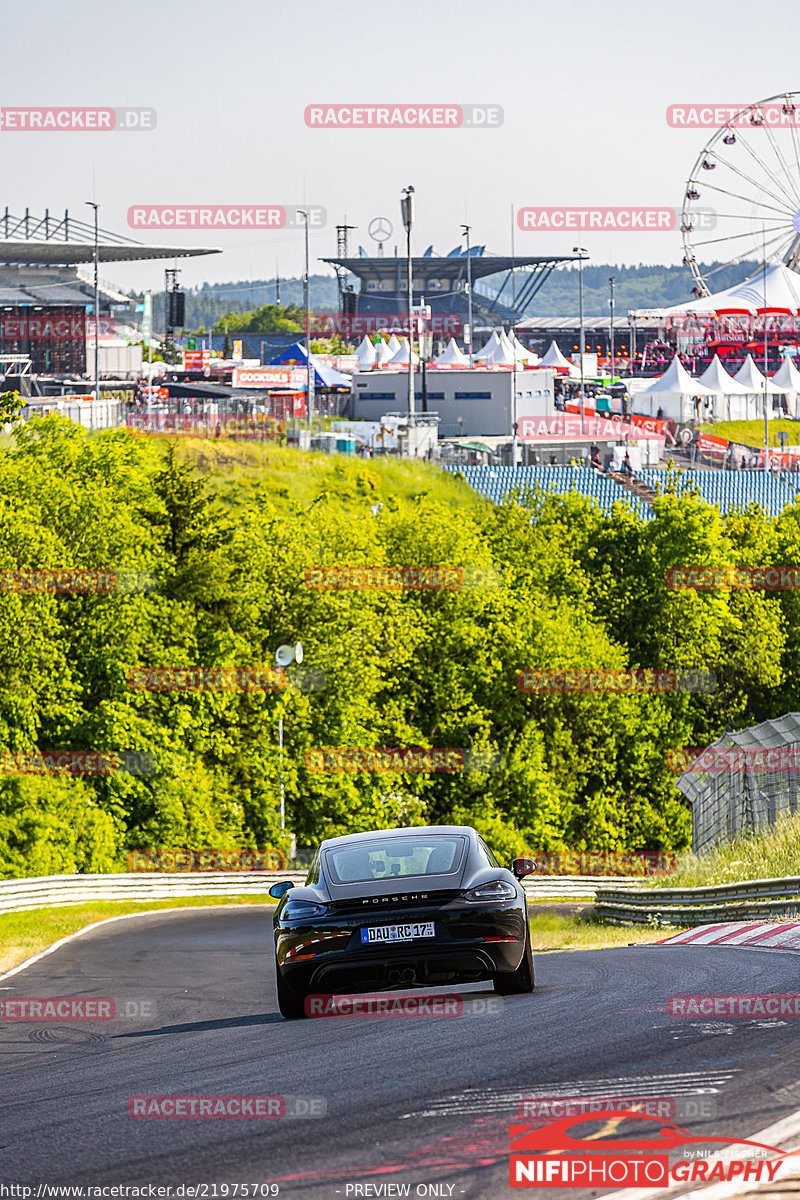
[474,331,515,365]
[734,353,786,394]
[508,332,539,365]
[539,340,572,370]
[773,355,800,417]
[697,354,750,421]
[372,339,394,366]
[733,353,788,420]
[355,336,377,369]
[434,337,469,366]
[387,337,419,366]
[637,355,718,422]
[386,334,402,355]
[474,331,503,362]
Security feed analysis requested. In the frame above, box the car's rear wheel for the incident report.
[275,958,308,1019]
[493,923,534,995]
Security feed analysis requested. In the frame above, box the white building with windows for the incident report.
[349,367,556,438]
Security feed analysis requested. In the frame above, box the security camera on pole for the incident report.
[274,642,304,836]
[401,187,415,424]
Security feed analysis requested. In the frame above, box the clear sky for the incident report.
[4,0,799,299]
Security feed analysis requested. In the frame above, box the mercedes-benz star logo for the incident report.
[368,216,393,242]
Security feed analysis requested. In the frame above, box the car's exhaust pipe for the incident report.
[387,967,417,985]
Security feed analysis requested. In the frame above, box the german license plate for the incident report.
[361,922,435,944]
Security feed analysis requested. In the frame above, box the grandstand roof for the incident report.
[0,209,220,267]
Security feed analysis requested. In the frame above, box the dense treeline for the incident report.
[0,421,797,876]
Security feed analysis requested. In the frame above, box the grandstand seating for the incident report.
[639,469,800,519]
[445,465,800,521]
[441,465,654,521]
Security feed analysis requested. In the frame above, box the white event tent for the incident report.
[539,340,572,369]
[387,337,419,366]
[434,338,469,366]
[372,339,394,367]
[636,355,719,422]
[773,356,800,416]
[386,334,402,355]
[733,353,788,418]
[508,332,539,365]
[696,354,751,421]
[355,336,376,369]
[474,331,515,365]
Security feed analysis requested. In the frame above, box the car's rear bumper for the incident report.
[276,900,528,993]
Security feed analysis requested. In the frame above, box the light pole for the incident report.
[461,223,473,369]
[298,210,315,422]
[609,275,615,396]
[401,187,415,422]
[573,248,588,435]
[274,642,304,838]
[86,201,100,413]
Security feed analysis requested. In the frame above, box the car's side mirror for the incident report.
[268,880,294,899]
[510,857,537,880]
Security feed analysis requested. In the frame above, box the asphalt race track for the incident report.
[3,906,800,1199]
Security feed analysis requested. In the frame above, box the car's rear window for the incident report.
[324,836,465,884]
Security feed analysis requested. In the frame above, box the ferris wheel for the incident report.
[681,91,800,296]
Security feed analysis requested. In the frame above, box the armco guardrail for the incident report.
[0,871,647,915]
[595,874,800,926]
[0,871,308,915]
[524,876,647,899]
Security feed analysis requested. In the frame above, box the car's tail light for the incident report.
[463,879,517,902]
[283,899,329,919]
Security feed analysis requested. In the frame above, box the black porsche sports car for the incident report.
[269,824,536,1019]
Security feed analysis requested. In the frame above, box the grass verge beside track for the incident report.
[529,911,690,951]
[0,896,272,977]
[0,899,687,977]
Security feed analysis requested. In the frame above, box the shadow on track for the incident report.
[114,1013,284,1038]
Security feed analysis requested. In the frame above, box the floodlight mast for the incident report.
[401,187,415,422]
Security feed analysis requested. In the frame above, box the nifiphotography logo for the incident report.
[508,1111,796,1187]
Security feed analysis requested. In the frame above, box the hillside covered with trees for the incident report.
[0,423,795,876]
